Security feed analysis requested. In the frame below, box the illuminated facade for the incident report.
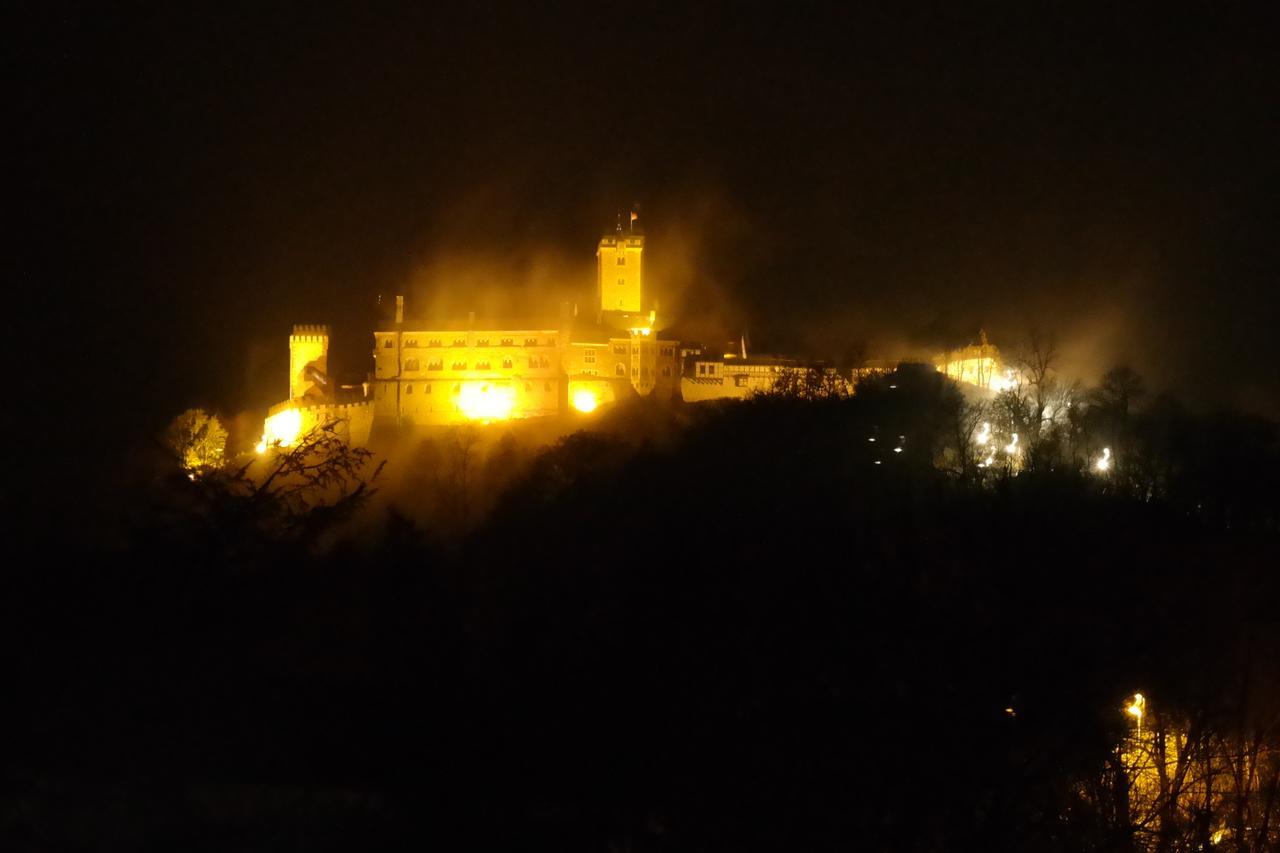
[934,330,1015,392]
[259,227,680,447]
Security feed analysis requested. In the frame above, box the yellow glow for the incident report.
[1004,433,1019,454]
[1126,692,1145,720]
[1095,447,1112,472]
[1211,829,1225,845]
[571,388,599,413]
[975,422,991,446]
[990,368,1018,392]
[456,382,515,422]
[259,407,303,451]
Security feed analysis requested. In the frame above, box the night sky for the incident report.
[16,4,1278,492]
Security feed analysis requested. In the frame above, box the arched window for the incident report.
[404,358,420,372]
[383,339,393,348]
[615,363,626,376]
[405,383,413,394]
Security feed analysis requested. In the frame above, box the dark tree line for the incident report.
[6,370,1278,850]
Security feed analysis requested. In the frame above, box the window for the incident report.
[618,278,625,287]
[613,344,627,355]
[661,346,673,357]
[452,338,466,347]
[405,339,418,348]
[617,257,625,265]
[583,349,596,364]
[452,361,467,370]
[698,364,706,375]
[428,359,443,371]
[383,339,394,348]
[525,338,538,347]
[500,338,513,346]
[632,366,638,378]
[476,338,489,347]
[428,339,442,347]
[502,358,513,369]
[424,383,432,394]
[476,360,490,370]
[616,364,626,376]
[406,383,413,394]
[735,375,749,387]
[404,358,420,372]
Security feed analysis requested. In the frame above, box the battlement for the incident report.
[291,324,330,342]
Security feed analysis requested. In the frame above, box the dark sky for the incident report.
[16,3,1279,479]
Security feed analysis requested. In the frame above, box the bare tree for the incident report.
[1015,330,1060,433]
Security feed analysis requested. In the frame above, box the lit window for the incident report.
[429,339,442,347]
[452,361,466,370]
[476,339,489,347]
[584,349,596,364]
[428,360,442,370]
[500,338,513,346]
[404,358,420,372]
[735,375,748,387]
[525,338,538,347]
[476,360,490,370]
[614,344,627,354]
[383,339,393,348]
[452,339,466,347]
[502,358,513,369]
[406,339,418,348]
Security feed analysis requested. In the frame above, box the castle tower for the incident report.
[597,230,645,315]
[289,324,330,401]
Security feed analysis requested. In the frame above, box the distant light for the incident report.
[1126,692,1145,721]
[893,447,902,453]
[975,422,991,446]
[889,384,897,389]
[1004,707,1016,717]
[874,460,881,465]
[868,437,876,442]
[1095,447,1112,473]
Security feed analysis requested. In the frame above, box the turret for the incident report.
[289,324,330,401]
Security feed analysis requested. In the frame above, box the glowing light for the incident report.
[990,368,1018,392]
[259,407,303,451]
[1212,829,1225,845]
[1126,692,1145,721]
[1004,707,1016,717]
[1095,447,1112,472]
[893,447,902,453]
[975,422,991,446]
[456,382,515,422]
[1004,433,1019,454]
[571,388,599,413]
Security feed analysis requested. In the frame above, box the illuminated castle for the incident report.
[259,224,680,449]
[257,222,1012,451]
